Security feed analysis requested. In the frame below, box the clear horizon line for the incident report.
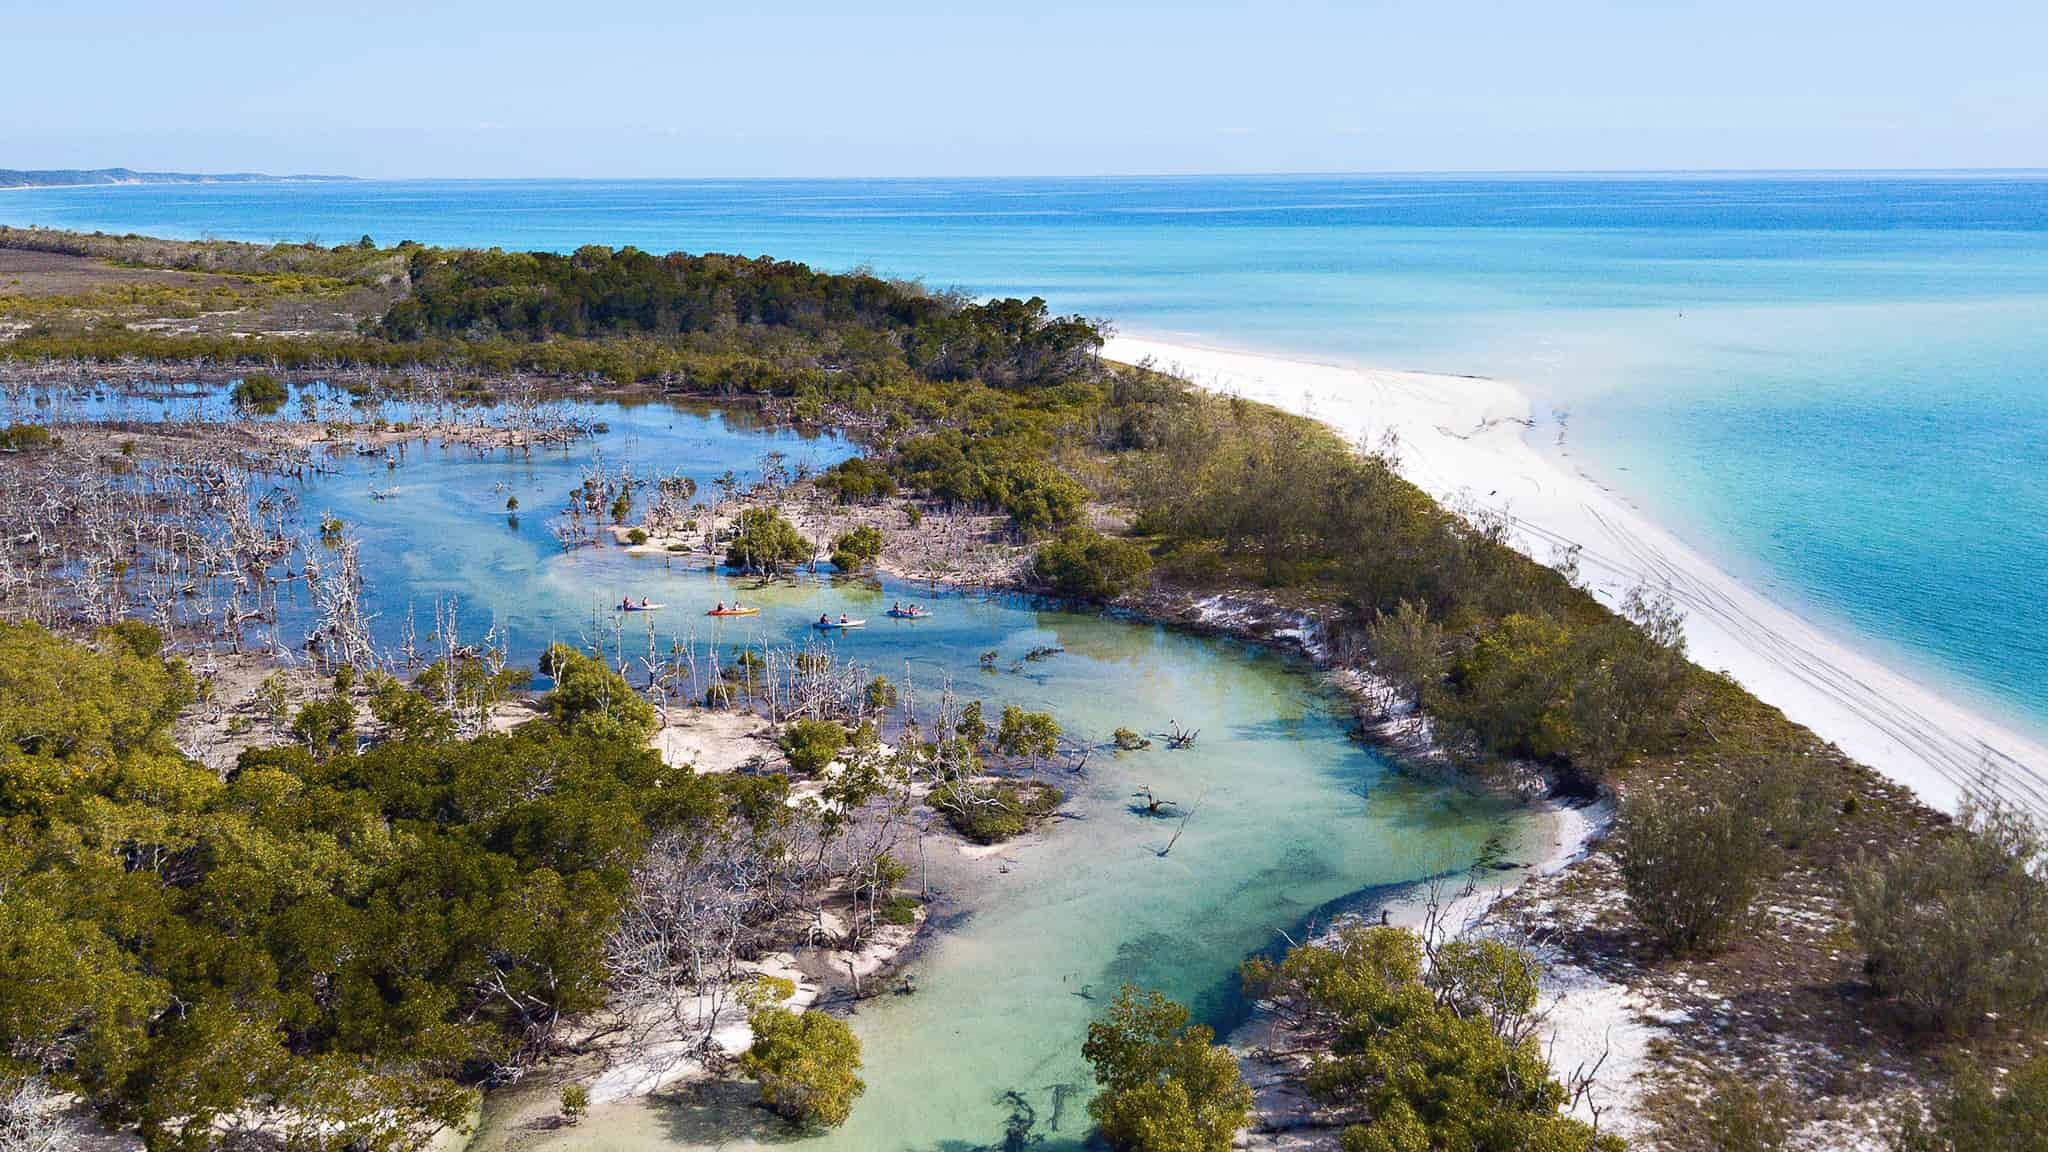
[260,165,2048,183]
[15,165,2048,186]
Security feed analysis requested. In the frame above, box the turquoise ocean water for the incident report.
[6,174,2045,738]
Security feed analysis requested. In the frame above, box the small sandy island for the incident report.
[1107,334,2048,822]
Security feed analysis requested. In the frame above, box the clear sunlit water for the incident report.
[205,400,1526,1151]
[6,174,2044,739]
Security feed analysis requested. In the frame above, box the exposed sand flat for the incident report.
[652,709,777,774]
[1106,335,2048,820]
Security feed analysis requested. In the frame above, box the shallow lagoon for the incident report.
[260,399,1531,1151]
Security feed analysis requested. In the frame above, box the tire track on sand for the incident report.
[1503,500,2048,819]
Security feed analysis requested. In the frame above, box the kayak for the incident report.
[705,607,760,617]
[886,608,931,619]
[813,618,866,630]
[618,603,666,612]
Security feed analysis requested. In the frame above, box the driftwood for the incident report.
[1157,791,1204,857]
[1131,786,1178,817]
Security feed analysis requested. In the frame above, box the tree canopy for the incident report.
[737,977,865,1128]
[229,371,288,415]
[376,244,1100,392]
[0,623,727,1150]
[1034,526,1154,600]
[725,508,813,576]
[1851,795,2048,1034]
[1241,924,1622,1152]
[1082,986,1253,1152]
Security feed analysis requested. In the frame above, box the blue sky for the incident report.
[5,0,2044,178]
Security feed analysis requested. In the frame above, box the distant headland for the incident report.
[0,166,354,190]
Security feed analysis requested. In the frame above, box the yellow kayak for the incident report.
[705,607,761,617]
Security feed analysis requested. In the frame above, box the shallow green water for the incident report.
[266,400,1528,1151]
[466,613,1519,1152]
[476,618,1520,1151]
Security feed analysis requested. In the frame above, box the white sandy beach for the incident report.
[1107,335,2048,821]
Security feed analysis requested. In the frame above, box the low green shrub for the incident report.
[0,423,55,451]
[1241,924,1623,1152]
[559,1083,589,1125]
[1615,775,1769,955]
[931,779,1062,844]
[738,977,865,1128]
[1851,795,2048,1034]
[1033,526,1152,601]
[230,371,288,414]
[1892,1054,2048,1151]
[1653,1074,1795,1152]
[829,524,883,571]
[779,718,847,776]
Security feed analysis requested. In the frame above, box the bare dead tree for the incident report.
[305,530,378,672]
[606,818,811,1056]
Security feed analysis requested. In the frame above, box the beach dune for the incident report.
[1107,335,2048,820]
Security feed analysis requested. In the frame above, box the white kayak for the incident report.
[618,603,667,612]
[812,618,866,630]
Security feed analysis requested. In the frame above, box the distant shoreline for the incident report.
[0,182,347,192]
[0,168,354,192]
[1105,333,2048,820]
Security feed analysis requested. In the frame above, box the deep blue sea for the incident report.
[5,174,2046,738]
